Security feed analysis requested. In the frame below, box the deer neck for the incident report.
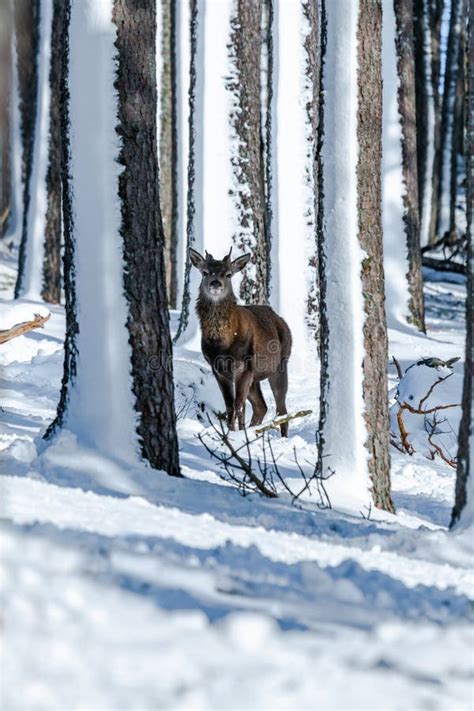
[196,292,237,342]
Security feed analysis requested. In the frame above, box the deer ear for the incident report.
[189,248,206,271]
[230,253,251,274]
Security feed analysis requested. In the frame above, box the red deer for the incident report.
[189,248,292,436]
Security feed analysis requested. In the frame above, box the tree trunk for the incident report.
[450,1,466,234]
[14,0,39,294]
[413,0,428,222]
[428,0,444,244]
[159,0,178,308]
[46,0,180,479]
[394,0,425,331]
[437,0,463,237]
[451,8,472,529]
[0,3,12,236]
[228,0,268,305]
[358,0,393,512]
[113,0,180,476]
[174,0,202,344]
[262,0,274,299]
[318,0,393,513]
[42,0,65,304]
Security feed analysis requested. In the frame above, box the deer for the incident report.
[189,247,292,436]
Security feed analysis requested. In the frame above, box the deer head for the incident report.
[189,247,251,302]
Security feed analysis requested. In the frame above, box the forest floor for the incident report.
[1,246,473,710]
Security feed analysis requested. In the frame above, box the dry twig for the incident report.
[0,313,50,345]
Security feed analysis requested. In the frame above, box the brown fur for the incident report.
[191,249,292,435]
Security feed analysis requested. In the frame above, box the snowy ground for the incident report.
[1,245,473,710]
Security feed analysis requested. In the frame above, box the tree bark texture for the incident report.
[450,0,467,233]
[228,0,268,305]
[113,0,180,477]
[44,0,76,440]
[357,0,394,513]
[426,0,444,243]
[174,0,199,343]
[262,0,273,298]
[14,0,39,297]
[303,0,323,338]
[394,0,425,331]
[451,7,472,527]
[42,0,64,304]
[413,0,428,219]
[159,0,178,308]
[0,3,12,235]
[437,0,463,237]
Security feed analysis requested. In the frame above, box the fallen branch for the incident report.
[422,256,466,275]
[255,409,312,435]
[0,312,50,345]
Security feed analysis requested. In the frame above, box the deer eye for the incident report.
[202,270,209,276]
[226,272,232,278]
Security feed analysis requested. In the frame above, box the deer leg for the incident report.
[213,369,235,429]
[235,369,254,430]
[268,362,289,437]
[248,381,268,426]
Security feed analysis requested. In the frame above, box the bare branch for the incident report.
[0,313,50,345]
[255,409,312,435]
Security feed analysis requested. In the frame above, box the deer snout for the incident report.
[210,279,222,289]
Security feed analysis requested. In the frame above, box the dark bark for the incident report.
[174,0,199,343]
[450,0,466,233]
[14,0,39,298]
[437,0,463,237]
[159,0,178,308]
[451,7,472,527]
[0,3,12,236]
[394,0,426,331]
[44,0,76,440]
[262,0,274,297]
[413,0,428,219]
[303,0,322,337]
[428,0,444,244]
[113,0,180,476]
[228,0,268,305]
[42,0,65,304]
[357,0,394,513]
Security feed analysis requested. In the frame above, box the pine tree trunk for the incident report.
[159,0,178,308]
[229,0,268,305]
[42,0,64,304]
[318,0,393,513]
[262,0,274,298]
[394,0,425,331]
[450,1,466,234]
[358,0,393,513]
[413,0,428,219]
[47,0,180,479]
[0,3,12,236]
[437,0,463,237]
[113,0,180,476]
[14,0,39,296]
[451,9,472,528]
[428,0,444,244]
[174,0,201,343]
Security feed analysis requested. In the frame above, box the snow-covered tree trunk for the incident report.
[0,4,11,236]
[451,11,472,530]
[13,0,39,288]
[158,0,178,308]
[42,0,65,305]
[437,0,463,238]
[174,0,204,345]
[270,0,322,356]
[413,0,436,247]
[318,0,393,513]
[15,0,55,301]
[228,0,267,305]
[427,0,444,245]
[45,0,180,478]
[382,0,425,332]
[449,2,467,235]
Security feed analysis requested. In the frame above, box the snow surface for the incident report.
[1,247,473,708]
[17,0,53,300]
[54,0,139,463]
[319,0,370,504]
[382,0,413,328]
